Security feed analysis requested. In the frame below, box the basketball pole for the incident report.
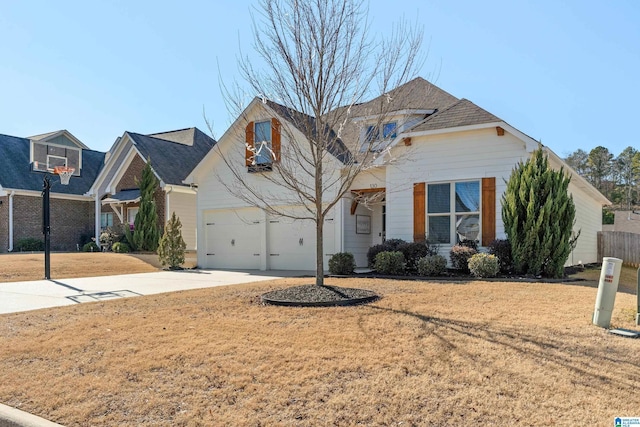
[42,174,51,280]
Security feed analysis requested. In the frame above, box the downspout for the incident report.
[8,191,15,252]
[165,185,173,222]
[94,193,101,250]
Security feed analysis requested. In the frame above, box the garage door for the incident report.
[204,209,262,269]
[267,213,335,270]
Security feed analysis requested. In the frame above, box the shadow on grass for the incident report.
[366,305,640,391]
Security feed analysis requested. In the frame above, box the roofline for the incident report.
[28,130,89,150]
[5,188,93,201]
[87,131,132,195]
[351,109,436,122]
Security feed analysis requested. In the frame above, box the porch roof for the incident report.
[102,189,140,204]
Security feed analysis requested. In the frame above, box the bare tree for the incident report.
[214,0,425,285]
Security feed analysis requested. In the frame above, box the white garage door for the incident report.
[204,209,262,269]
[267,213,335,270]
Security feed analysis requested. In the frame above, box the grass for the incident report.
[0,252,197,283]
[1,276,639,426]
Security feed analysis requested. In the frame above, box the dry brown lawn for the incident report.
[0,252,206,282]
[0,276,639,426]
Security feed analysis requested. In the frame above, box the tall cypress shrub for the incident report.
[501,147,579,278]
[133,161,161,252]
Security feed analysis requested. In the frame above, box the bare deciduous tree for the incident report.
[213,0,426,285]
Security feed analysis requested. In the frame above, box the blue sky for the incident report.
[1,0,638,158]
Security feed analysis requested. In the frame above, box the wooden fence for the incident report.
[597,231,640,267]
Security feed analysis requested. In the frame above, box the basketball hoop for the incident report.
[53,166,75,186]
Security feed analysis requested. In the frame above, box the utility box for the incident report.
[593,257,623,328]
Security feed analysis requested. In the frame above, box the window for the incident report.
[427,181,480,244]
[254,121,272,165]
[245,119,281,171]
[101,212,113,229]
[127,207,139,228]
[382,122,397,139]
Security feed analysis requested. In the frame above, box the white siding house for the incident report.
[188,78,610,270]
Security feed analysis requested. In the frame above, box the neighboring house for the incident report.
[603,211,640,234]
[187,77,610,271]
[88,128,215,250]
[0,130,105,252]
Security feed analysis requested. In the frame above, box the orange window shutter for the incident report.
[482,177,496,246]
[413,182,426,242]
[245,121,255,166]
[271,117,281,162]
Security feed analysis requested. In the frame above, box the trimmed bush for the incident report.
[328,252,356,275]
[449,244,477,272]
[112,242,130,253]
[458,239,478,250]
[487,239,513,274]
[82,242,100,252]
[374,251,406,275]
[417,254,447,276]
[398,242,435,270]
[468,253,500,278]
[14,238,44,252]
[366,238,409,267]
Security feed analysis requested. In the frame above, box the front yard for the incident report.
[0,277,638,426]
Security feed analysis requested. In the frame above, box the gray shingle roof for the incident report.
[128,128,216,185]
[265,100,353,164]
[410,99,501,133]
[103,188,140,203]
[0,133,105,195]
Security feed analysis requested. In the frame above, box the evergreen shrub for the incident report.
[417,254,447,276]
[449,245,478,272]
[468,253,500,278]
[328,252,356,275]
[374,251,406,275]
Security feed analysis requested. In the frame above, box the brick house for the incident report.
[0,131,105,252]
[88,128,216,250]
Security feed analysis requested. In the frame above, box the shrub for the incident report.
[14,238,44,252]
[398,242,436,270]
[458,239,478,250]
[502,147,578,278]
[366,238,408,267]
[449,244,477,272]
[82,242,100,252]
[328,252,356,275]
[112,242,130,253]
[417,255,447,276]
[468,253,500,278]
[78,232,94,249]
[374,251,406,275]
[487,239,513,274]
[158,212,187,269]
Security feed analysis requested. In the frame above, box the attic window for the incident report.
[245,118,281,172]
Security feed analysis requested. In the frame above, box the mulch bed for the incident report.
[262,284,379,307]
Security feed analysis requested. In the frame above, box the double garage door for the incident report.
[203,208,335,270]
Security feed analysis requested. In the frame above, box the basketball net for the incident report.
[53,166,75,185]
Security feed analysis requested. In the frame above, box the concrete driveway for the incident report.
[0,269,313,315]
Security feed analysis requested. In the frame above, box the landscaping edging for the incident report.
[262,284,379,307]
[0,403,64,427]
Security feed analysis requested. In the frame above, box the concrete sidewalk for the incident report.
[0,269,314,315]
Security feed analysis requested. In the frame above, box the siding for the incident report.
[168,192,197,250]
[385,128,525,247]
[383,127,603,265]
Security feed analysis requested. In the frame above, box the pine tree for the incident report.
[133,161,160,252]
[501,147,579,278]
[158,212,187,269]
